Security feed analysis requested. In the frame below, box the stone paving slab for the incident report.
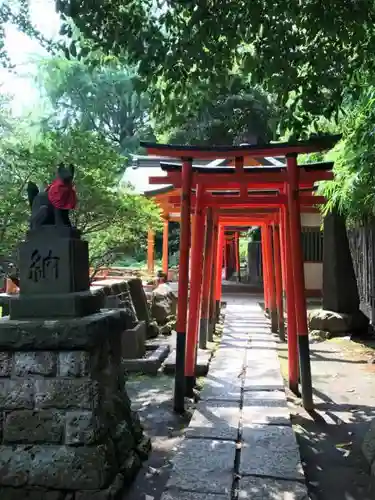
[245,362,282,380]
[243,376,285,392]
[162,491,229,500]
[166,438,235,495]
[209,357,246,376]
[247,348,279,358]
[200,376,242,402]
[248,333,276,341]
[237,476,308,499]
[249,339,277,347]
[185,401,240,440]
[246,351,280,367]
[242,391,290,425]
[213,346,246,360]
[161,295,306,500]
[218,340,249,349]
[240,424,304,480]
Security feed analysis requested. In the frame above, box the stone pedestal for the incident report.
[0,309,150,499]
[10,227,103,320]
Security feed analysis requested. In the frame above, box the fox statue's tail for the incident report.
[27,181,39,208]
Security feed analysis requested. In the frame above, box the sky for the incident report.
[0,0,61,114]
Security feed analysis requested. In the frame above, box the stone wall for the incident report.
[0,310,150,499]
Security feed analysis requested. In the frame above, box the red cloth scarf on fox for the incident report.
[47,178,77,210]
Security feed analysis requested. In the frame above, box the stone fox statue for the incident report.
[27,163,77,229]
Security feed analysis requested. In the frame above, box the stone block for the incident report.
[240,425,304,480]
[0,307,148,496]
[210,352,245,373]
[0,444,115,489]
[151,283,177,325]
[10,290,104,320]
[121,322,146,360]
[65,411,96,445]
[18,232,90,296]
[0,488,65,500]
[200,376,241,403]
[241,391,290,425]
[112,421,136,466]
[185,401,240,440]
[75,472,124,500]
[0,310,130,351]
[362,419,375,465]
[59,351,89,377]
[308,309,369,335]
[238,476,308,499]
[162,492,227,500]
[4,410,63,444]
[243,371,284,392]
[127,278,151,324]
[14,352,56,376]
[122,344,170,375]
[0,379,34,410]
[0,353,11,377]
[167,439,235,495]
[35,379,92,410]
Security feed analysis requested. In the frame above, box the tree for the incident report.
[165,76,277,145]
[49,1,375,136]
[0,116,161,270]
[4,2,375,135]
[36,56,155,155]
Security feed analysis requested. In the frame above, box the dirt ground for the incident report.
[277,331,375,500]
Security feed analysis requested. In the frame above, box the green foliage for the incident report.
[50,0,375,136]
[319,88,375,221]
[0,99,161,268]
[3,1,375,136]
[36,56,155,155]
[165,76,277,145]
[239,237,249,262]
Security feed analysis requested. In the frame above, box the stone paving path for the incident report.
[161,295,309,500]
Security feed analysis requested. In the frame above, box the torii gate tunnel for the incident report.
[141,135,341,413]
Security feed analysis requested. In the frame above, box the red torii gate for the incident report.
[141,136,340,413]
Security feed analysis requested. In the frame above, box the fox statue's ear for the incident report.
[57,162,65,175]
[68,164,75,179]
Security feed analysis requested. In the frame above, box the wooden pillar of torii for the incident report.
[162,215,169,275]
[147,229,155,274]
[144,135,340,413]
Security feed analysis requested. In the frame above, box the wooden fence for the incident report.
[347,222,375,323]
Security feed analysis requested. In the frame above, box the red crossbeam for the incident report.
[149,171,333,186]
[168,194,325,207]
